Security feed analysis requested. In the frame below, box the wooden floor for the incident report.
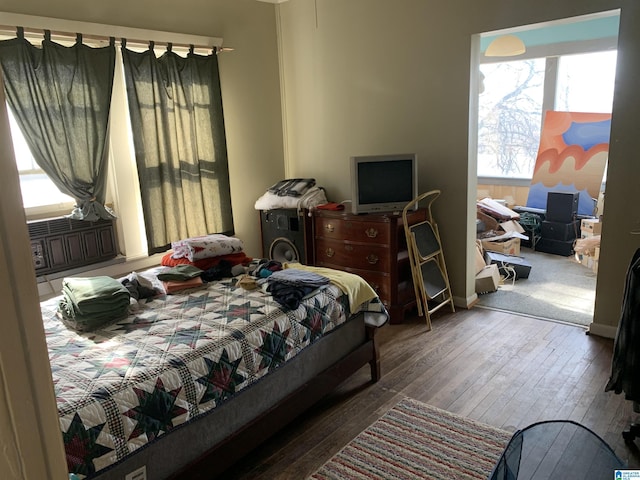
[225,308,640,479]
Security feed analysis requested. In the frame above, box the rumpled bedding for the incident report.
[266,269,331,310]
[283,263,379,314]
[44,270,388,479]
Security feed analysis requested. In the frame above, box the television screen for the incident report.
[350,154,417,214]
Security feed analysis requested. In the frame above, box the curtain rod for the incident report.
[0,25,228,53]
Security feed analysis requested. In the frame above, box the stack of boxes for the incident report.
[476,201,525,256]
[579,218,601,274]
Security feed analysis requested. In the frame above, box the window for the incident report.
[0,16,223,261]
[6,105,75,211]
[556,51,617,113]
[477,50,617,179]
[477,59,545,178]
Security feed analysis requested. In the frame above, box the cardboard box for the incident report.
[581,218,602,235]
[484,251,532,279]
[575,234,599,250]
[477,197,520,220]
[475,240,486,274]
[477,210,500,233]
[475,264,500,294]
[581,254,596,270]
[481,237,521,256]
[499,220,525,234]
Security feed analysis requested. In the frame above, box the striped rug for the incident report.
[309,397,513,480]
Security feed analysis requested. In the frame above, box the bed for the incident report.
[41,264,386,479]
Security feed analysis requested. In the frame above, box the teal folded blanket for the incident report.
[58,276,131,331]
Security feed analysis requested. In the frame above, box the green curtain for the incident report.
[0,29,116,221]
[121,43,233,254]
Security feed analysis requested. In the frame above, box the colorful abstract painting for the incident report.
[526,111,611,216]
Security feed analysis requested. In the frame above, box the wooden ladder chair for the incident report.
[402,190,455,330]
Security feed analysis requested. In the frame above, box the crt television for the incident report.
[350,153,418,215]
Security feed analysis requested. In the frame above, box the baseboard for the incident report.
[454,293,478,309]
[587,322,618,339]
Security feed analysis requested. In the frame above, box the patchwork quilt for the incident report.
[41,276,385,478]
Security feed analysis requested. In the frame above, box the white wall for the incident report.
[277,0,639,335]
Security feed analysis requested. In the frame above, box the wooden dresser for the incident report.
[312,208,428,324]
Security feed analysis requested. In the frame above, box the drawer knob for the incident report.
[366,254,379,264]
[365,228,378,238]
[345,245,354,252]
[325,247,335,258]
[325,223,335,233]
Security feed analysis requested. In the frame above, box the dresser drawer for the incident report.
[315,238,390,272]
[312,208,427,324]
[315,217,391,245]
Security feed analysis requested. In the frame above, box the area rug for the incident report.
[309,397,513,480]
[476,249,596,326]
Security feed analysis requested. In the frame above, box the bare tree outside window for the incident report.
[478,59,545,178]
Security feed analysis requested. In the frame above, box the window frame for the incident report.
[4,103,76,218]
[477,36,618,183]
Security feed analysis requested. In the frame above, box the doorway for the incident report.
[471,11,619,327]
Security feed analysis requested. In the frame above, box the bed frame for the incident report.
[91,316,380,479]
[172,323,380,479]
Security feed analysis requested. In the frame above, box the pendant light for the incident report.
[485,35,526,57]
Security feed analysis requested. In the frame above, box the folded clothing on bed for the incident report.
[267,178,316,197]
[120,272,160,300]
[282,263,388,327]
[162,276,204,294]
[161,251,252,270]
[156,264,204,281]
[283,263,378,313]
[268,269,330,287]
[58,276,131,332]
[266,268,330,310]
[171,234,244,262]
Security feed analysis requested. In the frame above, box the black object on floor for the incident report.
[546,191,579,223]
[540,219,580,241]
[535,237,575,256]
[484,251,532,279]
[489,420,626,479]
